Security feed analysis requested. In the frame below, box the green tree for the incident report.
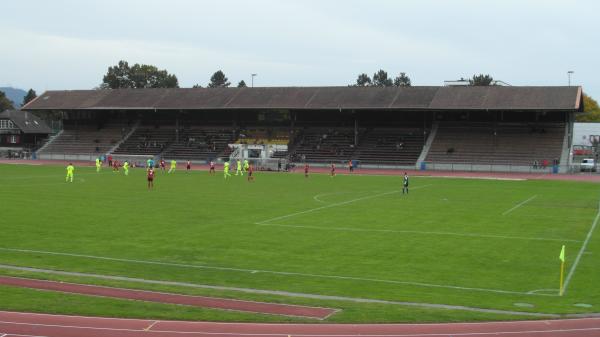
[101,60,133,89]
[0,91,14,112]
[372,69,393,87]
[393,72,411,87]
[101,60,179,89]
[354,73,372,86]
[469,74,494,86]
[237,80,247,88]
[208,70,231,88]
[576,93,600,122]
[22,88,37,106]
[130,64,179,88]
[192,84,203,88]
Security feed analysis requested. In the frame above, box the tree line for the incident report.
[0,89,37,112]
[4,60,599,122]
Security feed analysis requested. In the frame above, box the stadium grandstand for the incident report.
[20,85,583,172]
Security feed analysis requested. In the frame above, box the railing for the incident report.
[8,154,600,175]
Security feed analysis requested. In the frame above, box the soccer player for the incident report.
[243,159,249,172]
[304,163,309,178]
[402,172,409,194]
[186,160,191,172]
[123,160,130,176]
[348,160,353,173]
[147,158,152,171]
[330,162,336,177]
[168,159,176,173]
[147,167,155,189]
[65,163,74,182]
[209,160,215,175]
[223,161,231,179]
[247,163,254,182]
[235,159,243,176]
[112,160,119,173]
[160,158,166,172]
[95,157,101,173]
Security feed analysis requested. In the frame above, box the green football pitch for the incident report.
[0,163,599,323]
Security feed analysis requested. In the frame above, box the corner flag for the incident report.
[559,245,566,296]
[559,245,565,262]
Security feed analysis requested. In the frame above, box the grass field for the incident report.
[0,163,599,323]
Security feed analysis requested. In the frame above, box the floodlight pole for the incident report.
[251,74,257,88]
[567,71,574,87]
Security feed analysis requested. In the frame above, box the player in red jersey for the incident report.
[147,167,155,189]
[209,161,215,175]
[112,160,120,172]
[160,159,166,172]
[330,162,336,177]
[304,163,309,178]
[247,163,255,182]
[186,160,191,172]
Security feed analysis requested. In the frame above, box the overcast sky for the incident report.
[1,0,597,98]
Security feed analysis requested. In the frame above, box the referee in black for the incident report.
[402,172,409,194]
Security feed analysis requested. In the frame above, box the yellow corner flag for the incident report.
[559,245,566,296]
[559,245,565,262]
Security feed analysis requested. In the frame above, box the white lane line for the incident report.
[502,195,538,216]
[144,320,159,331]
[563,200,600,294]
[258,223,581,243]
[3,320,600,336]
[257,185,432,225]
[0,248,550,296]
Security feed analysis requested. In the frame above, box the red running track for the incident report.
[2,159,600,183]
[0,276,336,320]
[0,311,600,337]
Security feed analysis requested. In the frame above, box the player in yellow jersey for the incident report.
[224,161,232,179]
[123,160,130,176]
[66,163,75,182]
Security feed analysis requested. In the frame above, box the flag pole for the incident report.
[559,260,565,296]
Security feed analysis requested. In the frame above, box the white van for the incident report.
[581,158,596,172]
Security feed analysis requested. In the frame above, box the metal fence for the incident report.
[10,153,600,175]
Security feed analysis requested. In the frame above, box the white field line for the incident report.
[502,195,538,216]
[312,192,345,204]
[563,200,600,294]
[0,247,204,268]
[258,223,581,243]
[0,247,552,296]
[257,185,432,225]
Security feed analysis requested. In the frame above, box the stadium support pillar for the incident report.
[175,115,180,143]
[354,116,358,147]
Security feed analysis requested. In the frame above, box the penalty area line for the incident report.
[258,223,581,243]
[257,184,432,225]
[502,195,538,216]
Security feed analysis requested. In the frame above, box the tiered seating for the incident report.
[354,128,424,165]
[40,123,126,155]
[161,127,234,160]
[292,128,356,162]
[426,123,565,165]
[112,127,175,155]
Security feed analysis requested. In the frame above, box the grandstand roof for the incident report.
[23,86,583,111]
[0,110,52,134]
